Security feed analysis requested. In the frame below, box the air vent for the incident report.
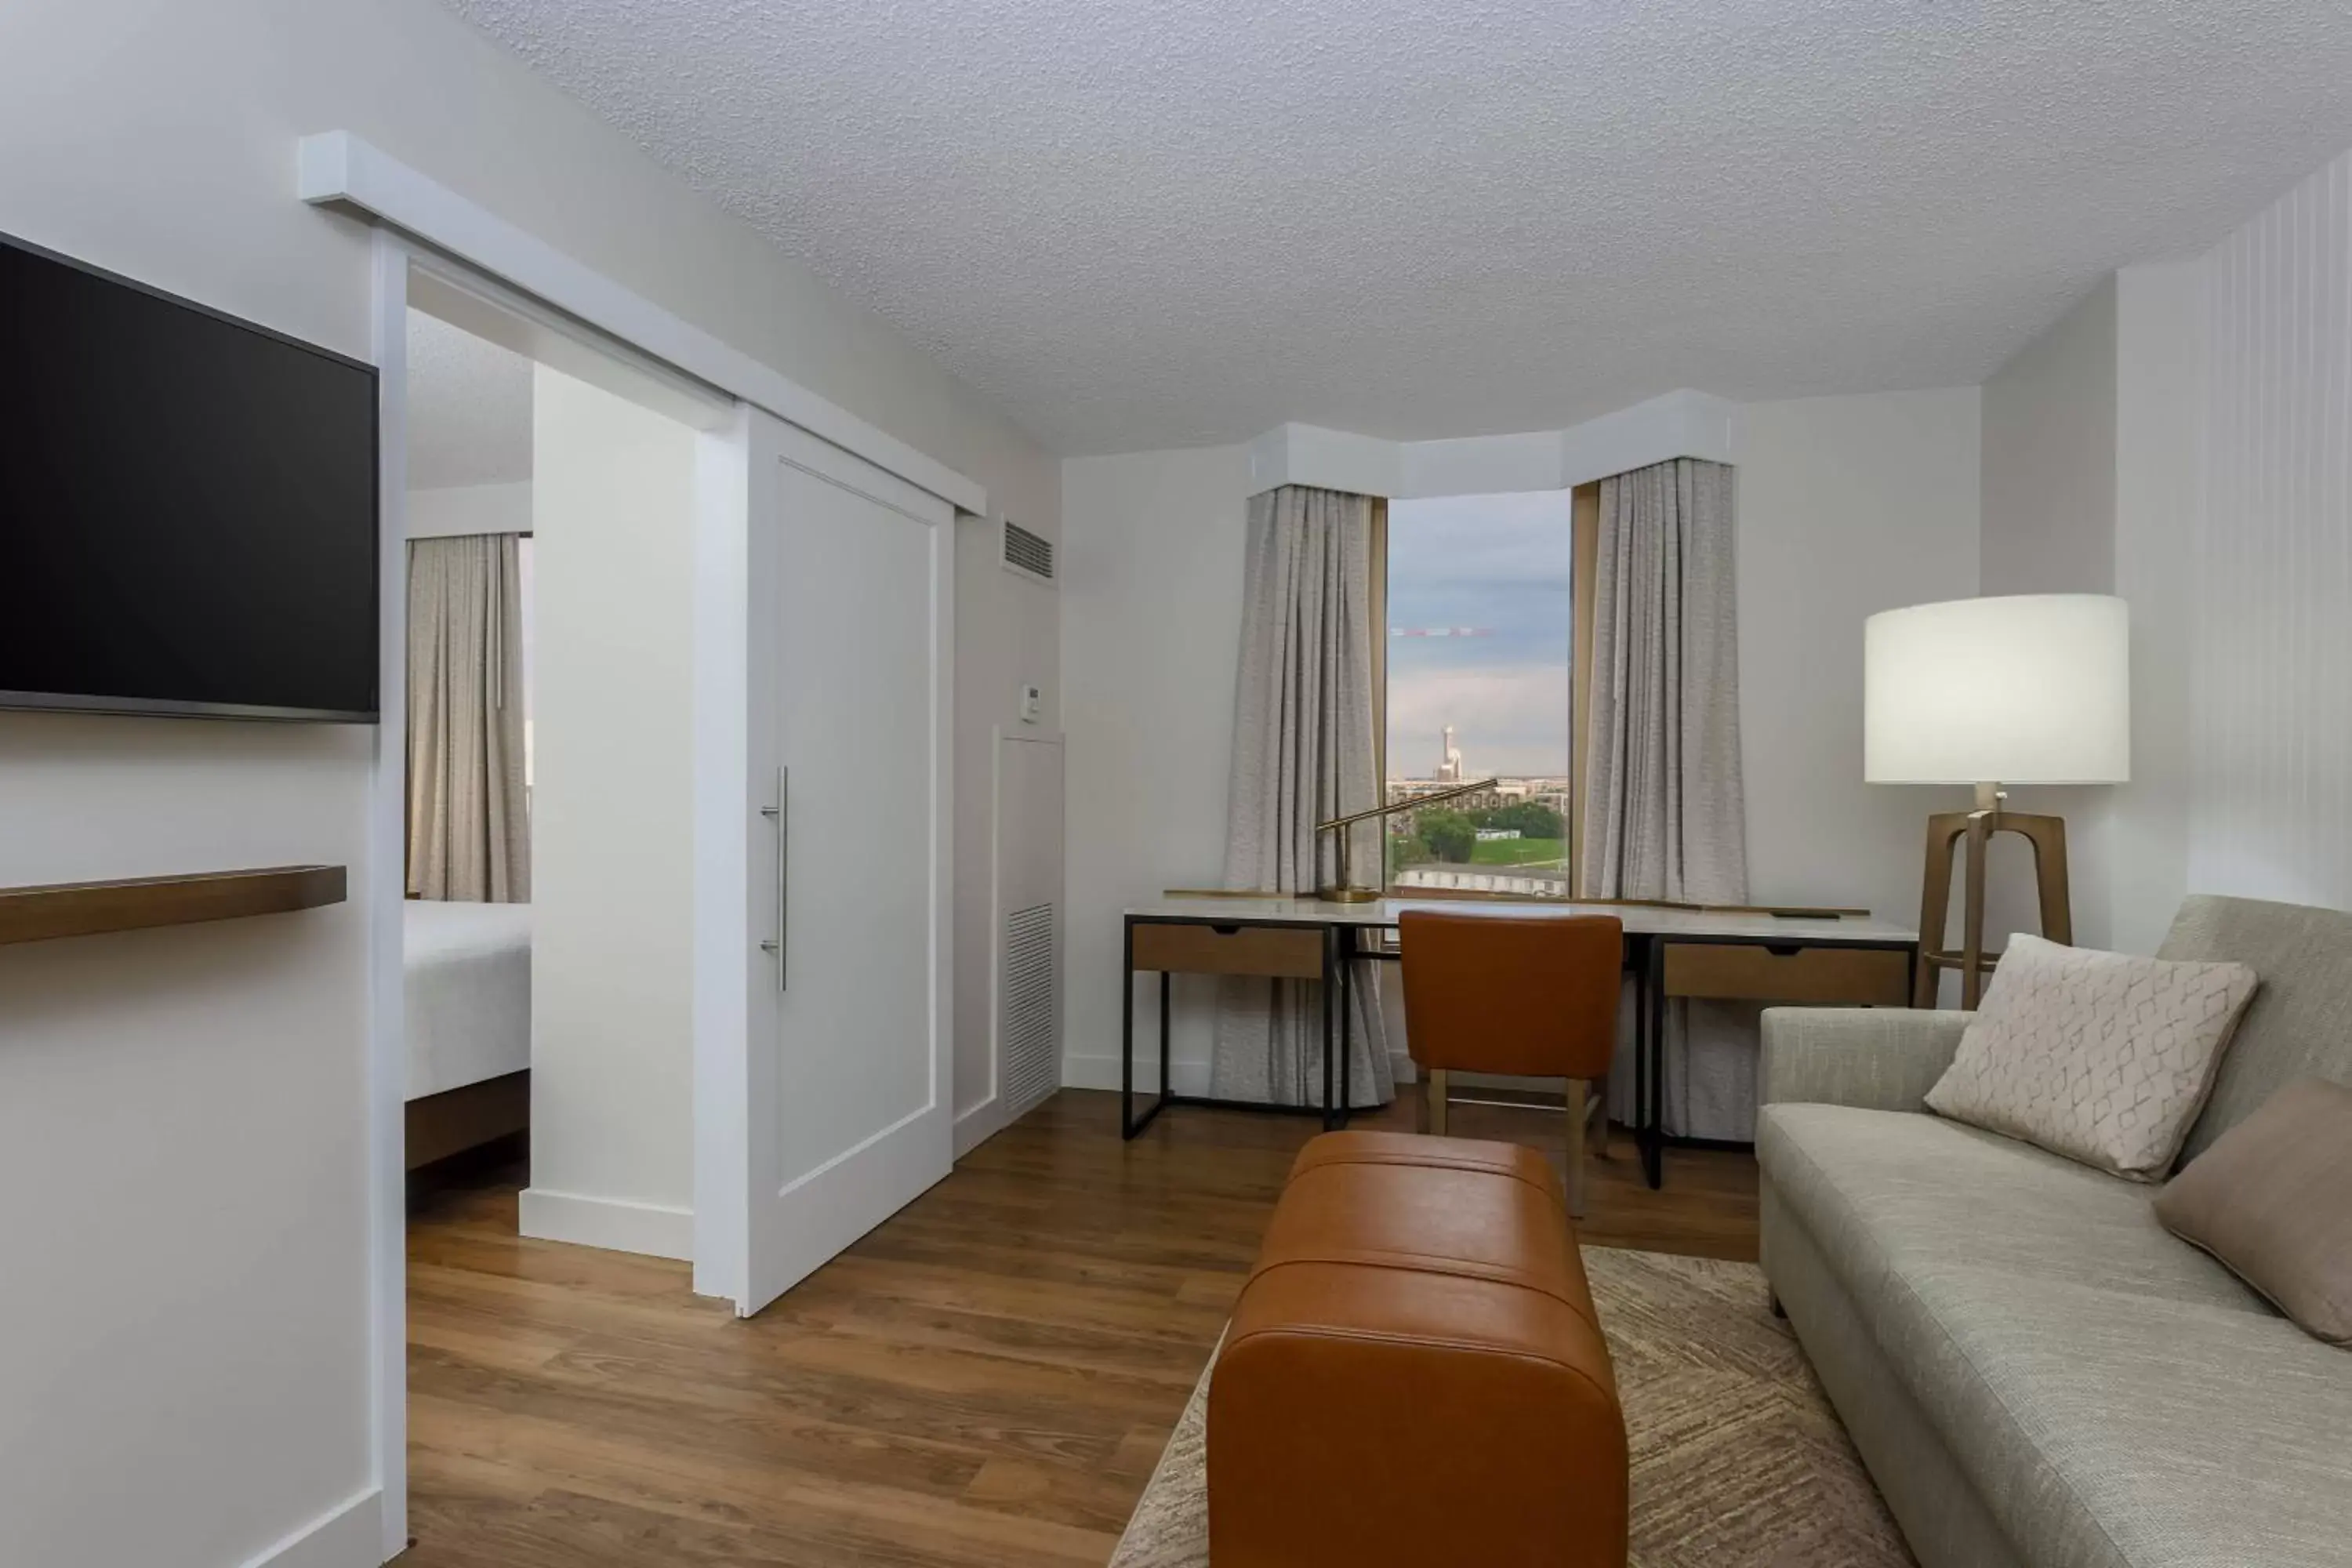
[1002,518,1055,584]
[1002,901,1060,1119]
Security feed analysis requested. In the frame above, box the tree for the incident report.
[1388,831,1432,873]
[1417,808,1476,864]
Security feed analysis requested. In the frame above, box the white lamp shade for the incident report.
[1865,594,2129,785]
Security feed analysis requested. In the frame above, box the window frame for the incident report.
[1373,481,1600,903]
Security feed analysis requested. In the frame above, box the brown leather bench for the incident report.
[1208,1131,1628,1568]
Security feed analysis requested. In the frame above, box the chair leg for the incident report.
[1563,1078,1588,1220]
[1425,1068,1449,1137]
[1588,1073,1611,1161]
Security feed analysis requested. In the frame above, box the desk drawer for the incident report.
[1661,942,1909,1006]
[1131,921,1325,979]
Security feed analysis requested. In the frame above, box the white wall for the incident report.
[523,365,699,1258]
[0,0,1057,1559]
[1980,277,2119,596]
[1973,278,2129,950]
[2108,260,2205,955]
[1980,138,2352,945]
[407,480,532,539]
[1060,391,1983,1088]
[1061,445,1254,1090]
[1731,390,1986,932]
[951,514,1062,1148]
[2190,147,2352,914]
[0,721,375,1568]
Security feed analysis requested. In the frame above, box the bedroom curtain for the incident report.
[1577,457,1754,1138]
[1210,484,1396,1108]
[406,532,530,902]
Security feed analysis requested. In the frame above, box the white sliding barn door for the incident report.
[705,408,953,1317]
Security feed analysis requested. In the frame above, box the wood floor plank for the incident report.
[402,1084,1757,1563]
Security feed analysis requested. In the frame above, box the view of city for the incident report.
[1384,492,1574,895]
[1385,725,1573,892]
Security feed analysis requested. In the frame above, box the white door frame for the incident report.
[354,175,984,1558]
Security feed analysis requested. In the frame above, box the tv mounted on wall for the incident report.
[0,231,379,722]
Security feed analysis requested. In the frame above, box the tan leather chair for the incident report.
[1399,909,1622,1217]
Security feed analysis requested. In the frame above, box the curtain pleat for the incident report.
[406,533,530,902]
[1579,459,1755,1138]
[1210,485,1396,1107]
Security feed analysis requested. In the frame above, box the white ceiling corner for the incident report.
[443,0,2352,456]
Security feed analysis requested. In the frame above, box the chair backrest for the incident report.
[2160,894,2352,1160]
[1399,909,1622,1080]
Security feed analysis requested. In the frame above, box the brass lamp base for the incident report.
[1316,884,1382,904]
[1915,782,2073,1009]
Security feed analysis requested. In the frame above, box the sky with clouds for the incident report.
[1386,490,1573,779]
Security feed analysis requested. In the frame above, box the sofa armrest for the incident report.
[1759,1007,1972,1113]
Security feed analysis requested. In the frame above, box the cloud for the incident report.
[1388,661,1570,779]
[1385,491,1574,779]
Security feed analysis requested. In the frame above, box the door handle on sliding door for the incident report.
[759,767,787,991]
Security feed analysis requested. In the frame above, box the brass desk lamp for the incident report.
[1314,776,1504,903]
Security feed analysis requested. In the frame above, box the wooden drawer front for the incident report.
[1662,942,1909,1006]
[1131,921,1325,979]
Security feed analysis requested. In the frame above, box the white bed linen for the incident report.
[405,900,532,1101]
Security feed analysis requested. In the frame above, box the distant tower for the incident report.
[1437,725,1464,782]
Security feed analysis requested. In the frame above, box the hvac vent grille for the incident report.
[1003,901,1059,1120]
[1002,519,1055,583]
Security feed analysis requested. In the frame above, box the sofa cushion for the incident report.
[1923,935,2257,1181]
[2160,894,2352,1161]
[1762,1104,2352,1568]
[2155,1077,2352,1347]
[1759,1104,2266,1312]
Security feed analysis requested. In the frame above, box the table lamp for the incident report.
[1864,594,2129,1007]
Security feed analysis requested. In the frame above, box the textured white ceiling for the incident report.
[443,0,2352,455]
[406,310,534,488]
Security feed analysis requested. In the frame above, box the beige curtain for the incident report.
[1579,459,1753,1137]
[407,533,529,902]
[1210,485,1396,1107]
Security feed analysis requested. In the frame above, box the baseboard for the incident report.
[238,1486,383,1568]
[519,1187,695,1261]
[953,1093,1010,1159]
[1061,1052,1415,1098]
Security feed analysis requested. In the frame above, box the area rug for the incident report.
[1109,1249,1914,1567]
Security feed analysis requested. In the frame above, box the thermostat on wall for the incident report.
[1020,684,1043,724]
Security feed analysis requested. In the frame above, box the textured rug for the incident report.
[1109,1249,1914,1568]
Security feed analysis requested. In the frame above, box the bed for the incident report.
[405,899,532,1169]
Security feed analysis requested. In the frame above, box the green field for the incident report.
[1469,837,1566,866]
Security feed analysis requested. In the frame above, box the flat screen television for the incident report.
[0,231,379,722]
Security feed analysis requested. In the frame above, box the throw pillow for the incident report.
[2155,1077,2352,1346]
[1924,933,2258,1180]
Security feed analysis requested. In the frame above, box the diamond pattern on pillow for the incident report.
[1925,934,2259,1181]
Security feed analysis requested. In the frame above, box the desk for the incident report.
[1120,896,1918,1186]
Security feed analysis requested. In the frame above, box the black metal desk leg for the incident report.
[1637,931,1656,1175]
[1159,970,1171,1108]
[1338,932,1353,1130]
[1319,924,1336,1128]
[1121,918,1138,1139]
[1642,935,1667,1189]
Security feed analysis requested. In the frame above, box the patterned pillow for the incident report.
[1925,934,2259,1181]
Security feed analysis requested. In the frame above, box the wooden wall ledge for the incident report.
[0,866,347,946]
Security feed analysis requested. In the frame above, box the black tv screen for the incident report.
[0,233,379,722]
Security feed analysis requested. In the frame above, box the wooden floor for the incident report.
[401,1086,1756,1566]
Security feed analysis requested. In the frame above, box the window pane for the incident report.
[1384,492,1573,895]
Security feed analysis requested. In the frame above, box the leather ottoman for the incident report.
[1207,1131,1628,1568]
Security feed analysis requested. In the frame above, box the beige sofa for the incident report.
[1757,894,2352,1568]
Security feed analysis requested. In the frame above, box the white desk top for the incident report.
[1126,895,1915,945]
